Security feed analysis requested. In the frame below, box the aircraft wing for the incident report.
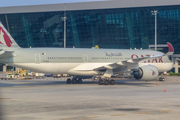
[0,50,15,58]
[93,42,174,71]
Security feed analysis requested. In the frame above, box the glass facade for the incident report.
[0,5,180,54]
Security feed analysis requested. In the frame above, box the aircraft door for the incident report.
[83,54,88,63]
[35,53,41,64]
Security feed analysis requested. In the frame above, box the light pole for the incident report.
[61,3,67,48]
[151,10,158,51]
[62,16,67,48]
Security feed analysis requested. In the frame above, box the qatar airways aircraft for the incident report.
[0,22,174,85]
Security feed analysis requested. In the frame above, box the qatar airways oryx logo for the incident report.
[0,26,12,47]
[151,69,156,76]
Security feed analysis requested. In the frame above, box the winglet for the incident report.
[167,42,174,52]
[165,42,174,56]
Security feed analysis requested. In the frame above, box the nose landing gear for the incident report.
[159,73,165,82]
[159,77,165,81]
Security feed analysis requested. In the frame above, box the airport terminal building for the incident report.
[0,0,180,72]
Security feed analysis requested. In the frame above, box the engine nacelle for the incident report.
[133,65,159,81]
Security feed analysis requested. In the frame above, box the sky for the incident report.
[0,0,106,7]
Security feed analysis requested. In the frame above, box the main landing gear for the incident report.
[98,78,115,85]
[66,77,115,85]
[67,78,83,84]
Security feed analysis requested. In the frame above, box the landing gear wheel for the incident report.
[159,78,165,82]
[72,78,77,84]
[104,80,109,85]
[109,79,115,85]
[67,78,72,84]
[162,78,165,81]
[77,78,82,84]
[99,79,104,85]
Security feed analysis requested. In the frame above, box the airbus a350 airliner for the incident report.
[0,22,174,85]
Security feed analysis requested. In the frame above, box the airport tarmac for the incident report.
[0,76,180,120]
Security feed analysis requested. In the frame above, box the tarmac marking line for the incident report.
[160,110,172,113]
[136,112,149,114]
[0,98,10,100]
[83,116,98,119]
[111,114,125,116]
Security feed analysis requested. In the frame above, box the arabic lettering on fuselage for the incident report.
[105,52,122,57]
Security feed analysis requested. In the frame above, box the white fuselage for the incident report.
[1,48,172,76]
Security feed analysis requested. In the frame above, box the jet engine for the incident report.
[133,65,159,81]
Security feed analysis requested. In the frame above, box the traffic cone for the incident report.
[156,82,159,85]
[164,88,166,92]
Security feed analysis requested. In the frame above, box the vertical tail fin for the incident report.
[0,22,20,50]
